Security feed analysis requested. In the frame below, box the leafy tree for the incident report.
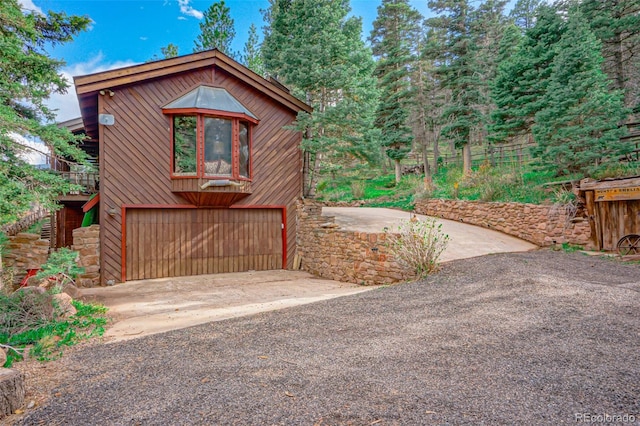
[242,23,264,75]
[161,43,179,59]
[370,0,423,183]
[0,0,90,226]
[532,10,629,176]
[262,0,379,196]
[427,0,483,175]
[194,0,236,58]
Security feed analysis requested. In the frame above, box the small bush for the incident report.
[36,248,84,292]
[351,181,365,199]
[386,217,450,278]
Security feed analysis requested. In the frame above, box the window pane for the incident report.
[239,122,250,178]
[204,117,232,176]
[173,116,197,175]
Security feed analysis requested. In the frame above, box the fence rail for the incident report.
[59,171,99,194]
[1,207,49,237]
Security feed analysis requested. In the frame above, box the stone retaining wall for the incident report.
[297,201,414,285]
[2,233,50,286]
[72,225,100,287]
[414,199,592,248]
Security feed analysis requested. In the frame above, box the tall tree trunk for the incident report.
[394,159,402,183]
[432,137,440,174]
[421,143,432,188]
[462,143,472,175]
[380,146,388,174]
[306,152,322,198]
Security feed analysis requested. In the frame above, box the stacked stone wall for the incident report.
[72,225,100,287]
[414,199,591,247]
[2,233,49,286]
[297,201,414,285]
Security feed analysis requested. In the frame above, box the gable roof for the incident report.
[74,49,311,139]
[162,85,258,121]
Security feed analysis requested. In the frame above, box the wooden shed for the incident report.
[581,176,640,254]
[72,49,312,284]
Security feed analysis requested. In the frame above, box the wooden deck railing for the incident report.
[59,171,99,194]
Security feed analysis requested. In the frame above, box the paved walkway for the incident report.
[322,207,537,262]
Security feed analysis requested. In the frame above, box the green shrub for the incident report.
[1,298,107,367]
[36,248,84,292]
[386,217,450,278]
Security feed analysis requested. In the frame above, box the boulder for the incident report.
[0,348,6,367]
[0,368,24,419]
[62,283,81,299]
[53,293,77,317]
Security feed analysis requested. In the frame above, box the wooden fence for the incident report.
[1,207,49,236]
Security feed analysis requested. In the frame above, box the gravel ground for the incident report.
[14,251,640,425]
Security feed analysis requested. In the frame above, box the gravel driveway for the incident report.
[15,251,640,425]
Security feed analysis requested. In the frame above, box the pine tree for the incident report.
[488,5,566,144]
[0,0,90,225]
[580,0,640,110]
[194,0,236,58]
[242,23,264,75]
[532,10,629,176]
[370,0,423,183]
[470,0,509,155]
[509,0,542,31]
[426,0,483,174]
[262,0,379,196]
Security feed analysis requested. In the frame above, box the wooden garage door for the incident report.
[125,208,283,280]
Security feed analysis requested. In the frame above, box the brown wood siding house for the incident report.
[73,50,312,284]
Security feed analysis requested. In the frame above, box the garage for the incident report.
[125,208,283,281]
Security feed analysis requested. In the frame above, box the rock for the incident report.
[0,349,6,367]
[0,368,25,419]
[38,278,59,291]
[62,283,81,299]
[52,293,77,318]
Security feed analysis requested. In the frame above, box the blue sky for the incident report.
[23,0,432,122]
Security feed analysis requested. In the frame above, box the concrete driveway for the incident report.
[323,207,537,262]
[81,270,369,343]
[82,207,536,343]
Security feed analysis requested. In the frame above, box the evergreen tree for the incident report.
[509,0,542,31]
[370,0,423,183]
[0,0,90,225]
[488,5,566,143]
[580,0,640,110]
[242,23,264,75]
[532,10,629,176]
[262,0,379,196]
[471,0,510,153]
[194,0,236,58]
[427,0,483,174]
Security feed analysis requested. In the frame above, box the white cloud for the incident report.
[17,0,43,15]
[178,0,203,19]
[46,53,139,123]
[9,132,49,166]
[177,16,187,21]
[140,36,148,41]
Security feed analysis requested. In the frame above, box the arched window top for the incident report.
[163,85,258,122]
